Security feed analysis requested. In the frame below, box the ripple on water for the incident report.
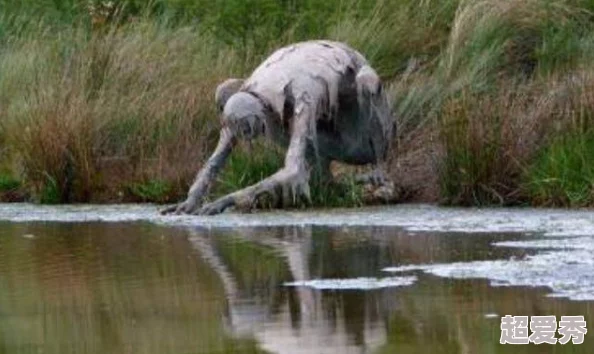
[0,203,593,301]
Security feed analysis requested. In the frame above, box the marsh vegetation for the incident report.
[0,0,592,207]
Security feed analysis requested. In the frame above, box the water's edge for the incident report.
[1,203,593,301]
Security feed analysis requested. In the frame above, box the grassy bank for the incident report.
[0,0,592,207]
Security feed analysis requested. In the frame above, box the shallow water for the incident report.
[0,204,592,353]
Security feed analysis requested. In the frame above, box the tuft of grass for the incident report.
[428,0,594,206]
[436,72,594,206]
[0,173,27,202]
[39,175,61,204]
[526,132,594,207]
[1,20,236,203]
[330,0,459,78]
[128,180,173,203]
[438,91,520,206]
[310,175,366,209]
[213,142,284,200]
[0,174,21,192]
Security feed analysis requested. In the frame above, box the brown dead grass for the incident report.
[0,25,242,202]
[1,0,593,207]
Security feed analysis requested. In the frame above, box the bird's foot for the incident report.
[196,167,311,216]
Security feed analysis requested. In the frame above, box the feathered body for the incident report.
[165,40,395,215]
[240,40,394,164]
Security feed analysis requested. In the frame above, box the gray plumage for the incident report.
[163,40,395,215]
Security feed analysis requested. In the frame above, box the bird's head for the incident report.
[222,92,267,139]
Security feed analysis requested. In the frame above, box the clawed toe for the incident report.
[160,200,199,215]
[196,196,235,216]
[355,169,390,187]
[160,205,177,215]
[196,204,225,216]
[196,204,218,216]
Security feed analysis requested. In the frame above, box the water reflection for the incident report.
[0,222,262,354]
[0,222,591,353]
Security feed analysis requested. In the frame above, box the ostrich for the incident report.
[163,40,395,215]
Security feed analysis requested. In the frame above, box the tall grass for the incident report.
[422,0,594,206]
[528,132,594,206]
[0,21,240,202]
[0,0,593,207]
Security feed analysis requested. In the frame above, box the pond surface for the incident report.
[0,204,592,353]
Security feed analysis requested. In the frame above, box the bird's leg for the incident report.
[197,101,313,215]
[161,127,235,215]
[352,62,396,188]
